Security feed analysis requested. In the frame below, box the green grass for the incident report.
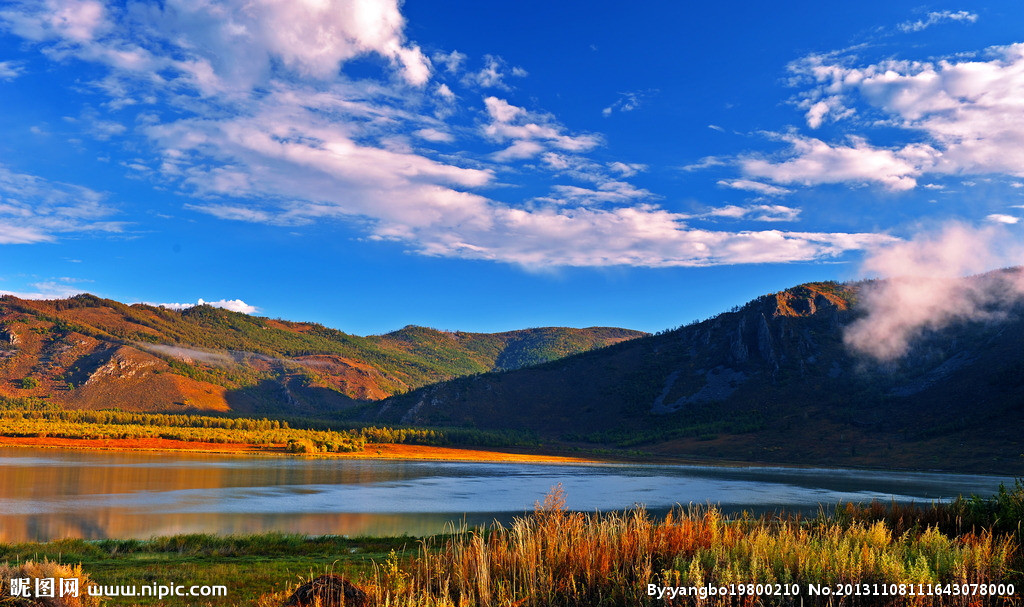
[0,534,417,607]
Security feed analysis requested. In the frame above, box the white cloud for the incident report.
[0,164,124,243]
[601,90,655,117]
[1,0,431,88]
[607,161,647,177]
[681,156,729,172]
[89,119,126,140]
[483,96,525,123]
[199,298,258,314]
[482,96,601,156]
[402,204,891,268]
[898,10,978,33]
[0,61,23,80]
[153,302,195,311]
[742,135,932,191]
[540,154,645,189]
[435,83,455,100]
[413,128,454,143]
[801,95,854,129]
[462,55,522,89]
[153,298,258,314]
[702,204,801,223]
[766,43,1024,190]
[717,179,792,196]
[986,213,1020,224]
[0,0,890,270]
[168,112,883,267]
[492,140,545,161]
[0,277,91,300]
[0,0,108,43]
[432,50,465,74]
[183,203,277,225]
[541,181,652,206]
[0,224,51,245]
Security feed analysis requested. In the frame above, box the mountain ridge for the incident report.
[0,293,644,414]
[368,273,1024,473]
[3,272,1023,473]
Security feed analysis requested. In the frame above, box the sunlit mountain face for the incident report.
[0,293,643,412]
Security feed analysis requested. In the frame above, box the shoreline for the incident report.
[0,435,598,465]
[0,435,1016,476]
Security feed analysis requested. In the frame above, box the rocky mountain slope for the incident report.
[0,294,643,415]
[371,276,1024,473]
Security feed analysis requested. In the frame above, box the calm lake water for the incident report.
[0,447,1013,541]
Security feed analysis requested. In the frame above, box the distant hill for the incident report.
[0,294,643,415]
[371,275,1024,474]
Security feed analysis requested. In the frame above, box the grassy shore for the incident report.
[1,482,1021,606]
[0,533,408,606]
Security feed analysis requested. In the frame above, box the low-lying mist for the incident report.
[844,223,1024,361]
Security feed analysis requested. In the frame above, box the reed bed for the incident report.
[364,486,1021,607]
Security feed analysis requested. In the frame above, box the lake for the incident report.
[0,447,1013,542]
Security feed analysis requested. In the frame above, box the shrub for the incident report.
[0,560,102,607]
[286,438,318,454]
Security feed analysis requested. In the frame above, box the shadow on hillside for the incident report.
[224,379,363,417]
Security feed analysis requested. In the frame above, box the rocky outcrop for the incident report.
[84,347,160,385]
[729,315,749,363]
[757,313,778,370]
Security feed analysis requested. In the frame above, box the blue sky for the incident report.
[1,1,1023,335]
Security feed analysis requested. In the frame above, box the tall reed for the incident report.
[365,488,1020,607]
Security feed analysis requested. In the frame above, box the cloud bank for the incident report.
[153,298,258,314]
[0,0,888,268]
[747,43,1024,191]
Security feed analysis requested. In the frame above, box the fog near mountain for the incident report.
[845,223,1024,361]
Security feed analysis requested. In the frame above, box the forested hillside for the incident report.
[0,294,642,415]
[372,275,1024,474]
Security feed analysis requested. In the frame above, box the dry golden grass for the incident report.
[357,487,1019,607]
[0,560,102,607]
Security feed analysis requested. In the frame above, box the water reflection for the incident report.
[0,447,1012,542]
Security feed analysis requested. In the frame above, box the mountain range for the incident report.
[0,293,642,414]
[370,276,1024,474]
[2,271,1022,474]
